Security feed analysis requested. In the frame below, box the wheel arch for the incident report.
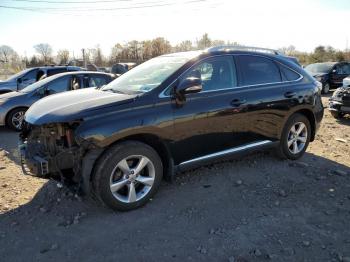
[83,133,174,194]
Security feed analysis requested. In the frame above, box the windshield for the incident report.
[20,74,59,93]
[305,63,334,74]
[102,54,198,94]
[6,68,32,81]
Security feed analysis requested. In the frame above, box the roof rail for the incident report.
[206,45,283,55]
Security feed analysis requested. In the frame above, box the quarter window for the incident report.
[280,65,300,81]
[236,55,281,85]
[182,56,237,91]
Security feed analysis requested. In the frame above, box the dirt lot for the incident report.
[0,96,349,262]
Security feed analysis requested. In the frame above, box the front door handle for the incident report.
[231,99,246,107]
[284,91,296,98]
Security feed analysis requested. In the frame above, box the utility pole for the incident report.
[82,48,87,69]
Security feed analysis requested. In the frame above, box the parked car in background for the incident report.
[20,46,323,211]
[98,67,111,73]
[329,76,350,119]
[304,62,350,94]
[111,62,136,76]
[0,66,84,94]
[0,71,113,130]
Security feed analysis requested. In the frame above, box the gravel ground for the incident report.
[0,96,349,262]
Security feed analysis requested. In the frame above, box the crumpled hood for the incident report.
[25,88,137,125]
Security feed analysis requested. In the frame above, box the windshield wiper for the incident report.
[104,88,126,94]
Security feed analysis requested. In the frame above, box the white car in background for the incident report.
[343,76,350,88]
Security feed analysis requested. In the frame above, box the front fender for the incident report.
[75,104,174,147]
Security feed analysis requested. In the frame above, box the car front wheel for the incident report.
[277,113,311,160]
[7,108,27,131]
[92,141,163,211]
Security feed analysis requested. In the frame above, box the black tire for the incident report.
[92,141,163,211]
[330,111,344,119]
[6,107,28,131]
[322,82,330,94]
[276,113,311,160]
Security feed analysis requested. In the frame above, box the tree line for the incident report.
[1,33,350,74]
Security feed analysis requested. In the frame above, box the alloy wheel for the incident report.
[11,111,25,130]
[109,155,155,203]
[287,122,308,154]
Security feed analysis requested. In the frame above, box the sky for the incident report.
[0,0,349,57]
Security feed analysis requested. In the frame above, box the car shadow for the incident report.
[0,126,20,164]
[0,151,349,261]
[337,115,350,126]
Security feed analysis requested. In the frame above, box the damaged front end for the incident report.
[329,86,350,115]
[19,121,91,186]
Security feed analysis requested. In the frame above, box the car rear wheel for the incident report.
[6,108,27,131]
[276,113,311,160]
[322,83,330,94]
[92,141,163,211]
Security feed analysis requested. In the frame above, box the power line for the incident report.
[8,0,136,3]
[0,0,208,12]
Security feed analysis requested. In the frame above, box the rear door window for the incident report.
[87,75,109,88]
[236,55,282,86]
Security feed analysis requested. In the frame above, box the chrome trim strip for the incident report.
[158,54,304,98]
[179,140,273,166]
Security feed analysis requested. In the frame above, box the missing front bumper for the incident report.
[19,142,50,177]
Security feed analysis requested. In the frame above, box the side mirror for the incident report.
[177,77,202,95]
[17,78,22,84]
[332,69,337,74]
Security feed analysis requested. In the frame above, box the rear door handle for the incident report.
[284,91,296,98]
[231,99,246,107]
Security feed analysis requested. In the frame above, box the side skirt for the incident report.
[176,140,278,172]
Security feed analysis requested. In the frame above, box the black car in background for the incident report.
[329,76,350,119]
[20,46,324,211]
[111,63,136,76]
[0,66,84,94]
[0,71,113,130]
[305,62,350,94]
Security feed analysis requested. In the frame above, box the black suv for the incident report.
[20,46,324,211]
[304,62,350,94]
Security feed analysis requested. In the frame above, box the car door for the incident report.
[233,55,304,146]
[170,55,244,165]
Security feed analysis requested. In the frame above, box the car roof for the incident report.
[160,47,299,66]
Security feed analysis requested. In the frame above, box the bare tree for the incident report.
[33,43,53,63]
[0,45,18,63]
[197,33,212,49]
[57,49,70,65]
[175,40,193,52]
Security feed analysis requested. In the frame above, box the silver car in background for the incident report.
[0,66,83,94]
[0,71,114,130]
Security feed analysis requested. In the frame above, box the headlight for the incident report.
[315,76,324,82]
